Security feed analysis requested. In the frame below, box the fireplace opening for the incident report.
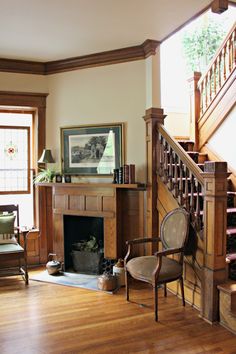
[64,215,104,274]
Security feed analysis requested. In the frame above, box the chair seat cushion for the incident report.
[0,243,24,254]
[126,255,182,284]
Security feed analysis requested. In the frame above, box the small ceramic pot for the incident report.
[46,253,62,275]
[97,273,117,291]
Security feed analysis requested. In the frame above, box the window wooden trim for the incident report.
[0,91,48,227]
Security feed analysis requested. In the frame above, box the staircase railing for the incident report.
[197,21,236,117]
[158,124,204,231]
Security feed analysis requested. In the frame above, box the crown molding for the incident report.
[0,39,160,76]
[141,39,160,58]
[46,39,160,74]
[0,58,45,75]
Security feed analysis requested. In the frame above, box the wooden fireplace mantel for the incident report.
[37,182,146,264]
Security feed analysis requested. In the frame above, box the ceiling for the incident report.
[0,0,235,62]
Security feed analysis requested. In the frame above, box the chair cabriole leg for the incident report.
[164,283,167,297]
[24,252,29,285]
[154,285,158,321]
[125,269,129,301]
[180,277,185,306]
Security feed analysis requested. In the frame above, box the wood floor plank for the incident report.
[0,268,235,354]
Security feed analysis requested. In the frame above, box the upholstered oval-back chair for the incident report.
[124,207,189,321]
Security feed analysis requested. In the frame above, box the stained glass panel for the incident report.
[0,126,30,193]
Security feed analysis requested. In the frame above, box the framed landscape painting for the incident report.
[61,123,124,176]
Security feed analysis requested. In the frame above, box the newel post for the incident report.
[143,108,166,246]
[188,72,201,150]
[201,161,229,322]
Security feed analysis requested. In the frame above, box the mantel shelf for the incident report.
[36,182,146,190]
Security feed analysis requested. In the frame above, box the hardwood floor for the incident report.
[0,268,236,354]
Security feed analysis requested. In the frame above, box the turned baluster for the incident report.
[228,34,233,73]
[179,160,184,205]
[173,153,179,198]
[218,53,222,89]
[209,68,213,103]
[199,81,203,115]
[223,45,227,81]
[195,181,201,231]
[159,135,164,177]
[233,29,236,66]
[168,148,174,190]
[227,39,231,77]
[213,61,217,97]
[184,166,190,211]
[190,172,195,220]
[163,141,169,184]
[204,76,208,110]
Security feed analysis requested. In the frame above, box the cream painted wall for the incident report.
[165,112,190,138]
[46,60,146,181]
[145,53,161,109]
[208,105,236,171]
[0,72,48,92]
[0,60,148,182]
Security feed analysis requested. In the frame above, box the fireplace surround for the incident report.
[37,182,146,265]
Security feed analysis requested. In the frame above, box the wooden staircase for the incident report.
[154,128,236,328]
[143,21,236,328]
[177,139,236,281]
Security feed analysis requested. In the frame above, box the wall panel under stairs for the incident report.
[157,175,202,309]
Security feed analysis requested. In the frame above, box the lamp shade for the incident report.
[38,149,55,163]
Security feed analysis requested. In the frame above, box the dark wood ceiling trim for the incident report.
[141,39,160,58]
[0,58,45,75]
[0,40,160,75]
[45,39,160,74]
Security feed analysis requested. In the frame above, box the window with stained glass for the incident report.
[0,126,30,193]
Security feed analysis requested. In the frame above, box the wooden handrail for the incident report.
[198,21,236,88]
[197,22,236,117]
[159,124,204,185]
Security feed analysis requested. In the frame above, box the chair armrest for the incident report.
[25,229,40,240]
[154,247,184,257]
[19,228,40,250]
[124,237,161,264]
[151,247,184,281]
[126,237,161,245]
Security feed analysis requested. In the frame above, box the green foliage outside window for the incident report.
[182,19,226,74]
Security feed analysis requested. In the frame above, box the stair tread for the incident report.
[227,227,236,235]
[186,191,234,197]
[217,281,236,294]
[227,208,236,213]
[199,208,236,216]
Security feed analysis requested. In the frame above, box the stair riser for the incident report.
[227,213,236,227]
